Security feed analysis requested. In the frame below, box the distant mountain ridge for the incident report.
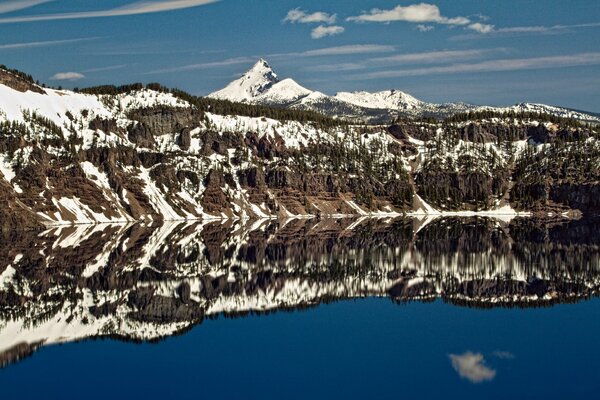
[209,59,600,124]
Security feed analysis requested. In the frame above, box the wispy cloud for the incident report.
[0,0,219,24]
[283,8,336,24]
[309,49,495,73]
[0,37,100,50]
[147,56,255,74]
[371,49,496,65]
[453,21,600,40]
[0,0,53,15]
[306,63,365,72]
[82,64,128,73]
[449,352,496,384]
[50,72,85,81]
[270,44,396,59]
[86,46,220,57]
[355,52,600,79]
[311,25,345,39]
[150,44,397,74]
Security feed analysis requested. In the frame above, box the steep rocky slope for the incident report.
[1,66,600,230]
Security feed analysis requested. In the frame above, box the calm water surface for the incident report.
[1,217,599,399]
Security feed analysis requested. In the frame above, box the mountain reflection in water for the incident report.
[1,216,600,368]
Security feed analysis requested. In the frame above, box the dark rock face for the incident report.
[415,170,505,210]
[550,183,600,213]
[127,122,155,149]
[127,107,203,136]
[177,128,192,151]
[237,167,265,188]
[128,288,203,323]
[266,168,302,190]
[0,69,44,94]
[528,125,591,144]
[201,169,231,215]
[0,183,41,232]
[388,123,437,142]
[89,117,123,136]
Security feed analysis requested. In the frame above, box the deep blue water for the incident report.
[3,297,600,400]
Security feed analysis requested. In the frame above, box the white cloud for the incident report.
[347,3,470,26]
[357,52,600,79]
[346,3,504,35]
[0,0,219,24]
[50,72,85,81]
[449,352,496,383]
[311,25,345,39]
[0,0,53,14]
[417,24,434,32]
[468,22,495,33]
[0,37,98,50]
[283,8,336,24]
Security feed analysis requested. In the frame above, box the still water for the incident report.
[1,217,599,399]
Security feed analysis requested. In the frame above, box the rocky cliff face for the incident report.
[1,216,599,367]
[1,67,599,231]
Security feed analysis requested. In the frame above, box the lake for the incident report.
[1,216,599,399]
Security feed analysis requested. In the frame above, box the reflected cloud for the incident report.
[493,351,515,360]
[449,352,496,383]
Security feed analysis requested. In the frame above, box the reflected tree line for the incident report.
[1,216,600,367]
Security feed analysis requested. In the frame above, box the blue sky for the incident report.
[0,0,599,111]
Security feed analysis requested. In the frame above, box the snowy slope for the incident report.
[254,78,313,105]
[479,102,600,122]
[335,90,424,111]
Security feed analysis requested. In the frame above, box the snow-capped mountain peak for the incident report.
[210,59,315,106]
[209,58,279,102]
[208,59,600,124]
[335,90,424,111]
[247,58,277,81]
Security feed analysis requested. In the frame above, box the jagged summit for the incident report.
[209,58,279,102]
[209,59,315,105]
